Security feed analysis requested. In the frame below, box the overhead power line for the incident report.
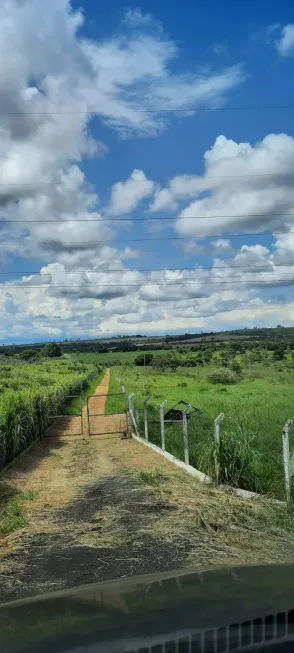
[1,276,294,289]
[2,105,294,116]
[4,212,294,223]
[0,262,292,276]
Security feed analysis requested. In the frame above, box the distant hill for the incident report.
[2,325,294,356]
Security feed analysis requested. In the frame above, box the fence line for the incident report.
[144,397,150,441]
[160,400,167,452]
[214,413,225,486]
[282,419,293,504]
[182,405,190,466]
[125,390,293,503]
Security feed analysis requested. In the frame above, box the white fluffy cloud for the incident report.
[2,2,294,339]
[0,1,244,269]
[174,133,294,238]
[108,170,154,216]
[275,24,294,56]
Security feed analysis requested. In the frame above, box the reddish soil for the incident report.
[45,369,127,438]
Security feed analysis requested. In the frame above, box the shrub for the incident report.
[177,381,188,387]
[230,360,243,374]
[135,353,153,366]
[40,342,62,358]
[208,369,238,385]
[180,357,198,367]
[18,349,38,361]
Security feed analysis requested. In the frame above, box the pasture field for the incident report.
[107,364,294,499]
[0,358,100,468]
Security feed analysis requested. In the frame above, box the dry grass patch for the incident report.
[135,464,294,567]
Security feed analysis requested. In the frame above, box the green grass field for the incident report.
[0,358,101,468]
[73,349,168,365]
[107,364,294,499]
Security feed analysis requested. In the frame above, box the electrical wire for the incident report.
[3,212,294,223]
[0,262,292,276]
[2,105,294,115]
[2,276,294,289]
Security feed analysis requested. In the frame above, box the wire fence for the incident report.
[125,387,294,503]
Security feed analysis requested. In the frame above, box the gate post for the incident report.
[214,413,224,485]
[160,400,167,451]
[80,396,84,438]
[144,397,150,441]
[182,405,191,466]
[86,397,90,437]
[282,419,293,503]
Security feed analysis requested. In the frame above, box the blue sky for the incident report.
[1,0,294,343]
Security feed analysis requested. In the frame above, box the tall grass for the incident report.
[0,360,102,469]
[111,365,293,500]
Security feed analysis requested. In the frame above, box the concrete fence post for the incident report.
[282,419,293,503]
[182,405,191,466]
[214,413,225,485]
[128,392,138,435]
[160,400,167,451]
[144,397,150,441]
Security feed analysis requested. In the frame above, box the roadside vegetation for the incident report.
[0,356,101,469]
[107,354,294,500]
[3,329,294,498]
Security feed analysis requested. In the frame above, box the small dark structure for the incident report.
[164,400,202,423]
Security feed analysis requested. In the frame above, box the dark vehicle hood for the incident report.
[1,564,294,653]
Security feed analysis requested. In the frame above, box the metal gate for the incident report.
[86,392,128,436]
[45,395,84,437]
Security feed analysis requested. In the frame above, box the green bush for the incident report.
[40,342,62,358]
[18,349,38,361]
[135,353,153,366]
[230,360,243,374]
[208,369,238,385]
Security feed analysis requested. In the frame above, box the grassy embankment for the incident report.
[106,364,294,500]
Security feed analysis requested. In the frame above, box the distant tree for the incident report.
[180,357,198,367]
[18,349,38,361]
[152,355,168,371]
[273,347,284,361]
[134,353,153,366]
[115,340,137,352]
[169,355,180,372]
[41,342,62,358]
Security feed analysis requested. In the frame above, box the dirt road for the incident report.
[45,368,126,437]
[1,370,294,603]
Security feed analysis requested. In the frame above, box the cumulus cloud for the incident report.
[212,239,233,253]
[2,1,294,339]
[0,1,245,271]
[174,133,294,238]
[275,24,294,56]
[108,169,154,216]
